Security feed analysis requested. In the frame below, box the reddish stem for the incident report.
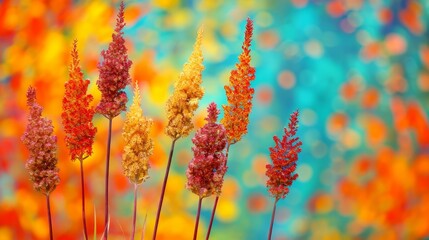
[104,118,113,240]
[80,159,89,240]
[268,198,279,240]
[46,195,53,240]
[193,198,203,240]
[131,184,138,240]
[152,139,177,240]
[206,144,230,240]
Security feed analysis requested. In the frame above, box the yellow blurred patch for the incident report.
[152,0,180,9]
[217,198,238,222]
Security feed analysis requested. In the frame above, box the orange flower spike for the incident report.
[222,18,256,145]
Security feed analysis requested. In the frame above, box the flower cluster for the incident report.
[122,82,154,184]
[21,86,60,195]
[96,1,132,119]
[186,103,228,198]
[266,110,302,200]
[222,18,256,145]
[62,40,97,161]
[165,27,204,140]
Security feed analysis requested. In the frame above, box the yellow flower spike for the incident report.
[122,81,154,184]
[165,26,205,140]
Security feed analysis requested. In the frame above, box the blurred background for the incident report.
[1,0,429,239]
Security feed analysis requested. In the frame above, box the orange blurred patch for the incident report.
[308,192,333,214]
[326,0,345,17]
[361,115,387,146]
[385,65,407,93]
[113,171,129,193]
[399,1,424,35]
[278,70,295,89]
[258,31,279,49]
[385,34,407,55]
[361,42,381,61]
[390,97,409,132]
[133,50,157,84]
[151,141,168,167]
[124,4,145,25]
[361,87,379,109]
[418,72,429,91]
[252,155,268,177]
[327,112,348,135]
[419,45,429,69]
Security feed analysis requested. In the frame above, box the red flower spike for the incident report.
[266,110,302,200]
[62,40,97,161]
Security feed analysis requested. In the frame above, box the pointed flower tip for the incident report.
[206,102,219,124]
[115,1,126,33]
[26,86,36,106]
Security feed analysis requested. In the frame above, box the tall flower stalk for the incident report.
[207,18,255,239]
[153,26,204,240]
[122,82,154,239]
[186,103,228,240]
[61,40,97,240]
[96,2,132,238]
[21,86,60,240]
[266,110,302,240]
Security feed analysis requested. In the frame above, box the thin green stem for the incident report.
[152,139,177,240]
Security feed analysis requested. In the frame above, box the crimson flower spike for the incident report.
[95,2,132,239]
[266,110,302,240]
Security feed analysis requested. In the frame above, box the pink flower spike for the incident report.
[186,102,228,198]
[266,110,302,200]
[21,86,60,196]
[96,1,132,119]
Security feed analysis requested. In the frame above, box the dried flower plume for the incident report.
[62,40,97,161]
[122,82,154,184]
[21,86,60,195]
[186,103,228,198]
[165,26,204,140]
[222,18,256,145]
[96,1,132,119]
[266,110,302,200]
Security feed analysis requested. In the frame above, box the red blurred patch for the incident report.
[257,86,273,105]
[407,101,429,147]
[247,193,268,213]
[378,8,393,24]
[114,171,129,193]
[340,79,359,102]
[399,2,424,35]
